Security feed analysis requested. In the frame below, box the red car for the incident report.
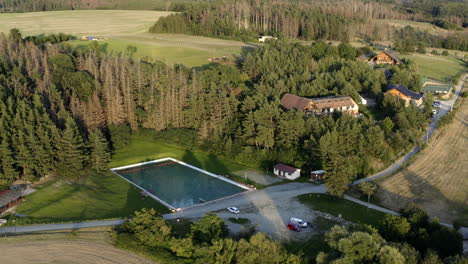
[287,224,301,232]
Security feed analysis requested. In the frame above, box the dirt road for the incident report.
[0,240,154,264]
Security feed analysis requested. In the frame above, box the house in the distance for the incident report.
[273,163,301,180]
[280,93,359,116]
[258,36,278,42]
[385,84,423,106]
[370,50,402,65]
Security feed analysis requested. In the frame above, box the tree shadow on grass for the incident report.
[182,150,202,169]
[376,168,467,225]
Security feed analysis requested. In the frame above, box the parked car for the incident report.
[227,207,240,214]
[432,109,437,116]
[0,219,7,226]
[433,101,441,108]
[287,224,301,232]
[290,217,308,228]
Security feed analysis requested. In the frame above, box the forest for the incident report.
[0,29,431,197]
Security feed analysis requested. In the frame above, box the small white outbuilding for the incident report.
[273,163,301,180]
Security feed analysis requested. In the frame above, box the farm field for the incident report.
[0,10,170,36]
[67,33,255,67]
[375,85,468,225]
[0,227,154,264]
[0,10,255,66]
[381,19,452,36]
[401,53,467,82]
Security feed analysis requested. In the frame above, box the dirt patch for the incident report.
[233,169,282,185]
[0,240,154,264]
[375,92,468,224]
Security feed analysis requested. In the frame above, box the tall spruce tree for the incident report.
[89,129,111,171]
[56,117,87,178]
[0,137,19,185]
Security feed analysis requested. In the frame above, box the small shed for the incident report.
[310,170,326,181]
[273,164,301,180]
[0,189,24,213]
[359,95,367,105]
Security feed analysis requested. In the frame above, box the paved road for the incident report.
[0,219,124,234]
[353,74,467,185]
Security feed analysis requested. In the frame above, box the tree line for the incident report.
[117,205,465,264]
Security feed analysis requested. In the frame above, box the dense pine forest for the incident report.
[0,30,432,197]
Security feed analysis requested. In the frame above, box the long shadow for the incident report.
[204,153,230,175]
[377,168,467,224]
[182,150,202,169]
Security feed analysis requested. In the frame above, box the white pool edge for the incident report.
[110,157,253,210]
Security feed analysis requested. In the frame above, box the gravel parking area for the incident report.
[216,196,317,241]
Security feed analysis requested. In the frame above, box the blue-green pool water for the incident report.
[114,161,246,209]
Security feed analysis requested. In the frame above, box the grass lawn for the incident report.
[297,193,387,227]
[13,170,169,225]
[111,133,248,175]
[401,53,467,82]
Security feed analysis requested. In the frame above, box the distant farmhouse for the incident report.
[370,50,402,65]
[385,84,423,106]
[258,36,278,42]
[422,77,452,94]
[273,163,300,180]
[280,93,359,116]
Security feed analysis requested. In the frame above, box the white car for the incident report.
[433,101,441,108]
[432,109,437,116]
[290,217,308,228]
[227,207,240,214]
[0,219,7,226]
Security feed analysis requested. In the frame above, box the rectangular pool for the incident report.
[111,158,251,209]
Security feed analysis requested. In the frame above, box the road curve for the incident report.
[353,74,468,185]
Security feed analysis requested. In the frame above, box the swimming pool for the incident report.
[111,158,251,209]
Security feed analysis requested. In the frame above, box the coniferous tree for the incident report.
[56,117,87,178]
[89,129,111,171]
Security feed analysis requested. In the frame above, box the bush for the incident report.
[442,50,449,56]
[431,50,438,55]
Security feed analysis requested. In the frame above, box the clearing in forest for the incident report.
[400,53,467,82]
[375,86,468,225]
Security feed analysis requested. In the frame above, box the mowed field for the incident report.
[401,53,467,82]
[375,85,468,224]
[0,227,154,264]
[0,10,170,36]
[0,10,255,67]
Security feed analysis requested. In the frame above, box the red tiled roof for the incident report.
[274,163,298,174]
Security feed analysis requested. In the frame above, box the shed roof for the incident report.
[274,163,298,174]
[280,93,312,110]
[387,84,423,100]
[382,50,402,63]
[0,189,23,208]
[311,170,326,174]
[311,96,357,109]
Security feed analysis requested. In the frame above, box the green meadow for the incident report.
[401,53,467,82]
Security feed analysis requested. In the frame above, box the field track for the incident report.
[375,84,468,224]
[0,240,154,264]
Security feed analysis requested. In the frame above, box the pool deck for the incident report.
[110,157,254,210]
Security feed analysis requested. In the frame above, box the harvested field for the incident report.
[0,227,154,264]
[0,240,153,264]
[375,86,468,224]
[0,10,171,36]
